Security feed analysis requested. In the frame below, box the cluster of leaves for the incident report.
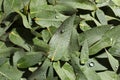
[0,0,120,80]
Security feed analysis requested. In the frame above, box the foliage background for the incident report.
[0,0,120,80]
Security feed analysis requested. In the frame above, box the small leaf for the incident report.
[62,63,76,80]
[16,11,31,29]
[105,49,119,72]
[71,54,88,80]
[28,59,51,80]
[53,61,75,80]
[9,29,30,51]
[96,9,107,25]
[17,52,45,68]
[33,37,49,52]
[80,40,89,64]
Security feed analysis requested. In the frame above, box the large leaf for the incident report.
[48,14,76,61]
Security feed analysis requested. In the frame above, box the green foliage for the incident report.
[0,0,120,80]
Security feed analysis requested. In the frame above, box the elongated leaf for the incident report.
[71,54,88,80]
[53,62,76,80]
[17,52,45,68]
[16,11,31,29]
[96,9,107,25]
[0,62,23,80]
[105,49,119,72]
[79,25,111,47]
[80,40,89,64]
[62,63,76,80]
[56,0,96,10]
[48,14,75,61]
[9,29,30,51]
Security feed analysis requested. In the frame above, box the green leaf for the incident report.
[28,59,51,80]
[0,41,6,49]
[9,29,30,51]
[41,26,57,43]
[80,40,89,64]
[48,14,76,61]
[30,0,71,28]
[79,25,111,47]
[62,63,76,80]
[3,0,29,15]
[33,37,49,52]
[17,52,45,68]
[0,62,23,80]
[71,54,88,80]
[86,58,107,71]
[53,62,76,80]
[105,49,119,72]
[56,0,96,10]
[96,9,107,25]
[0,47,18,57]
[16,11,31,29]
[82,66,102,80]
[112,0,120,6]
[98,71,120,80]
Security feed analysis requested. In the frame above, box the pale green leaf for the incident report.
[96,9,107,25]
[105,49,119,72]
[80,40,89,64]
